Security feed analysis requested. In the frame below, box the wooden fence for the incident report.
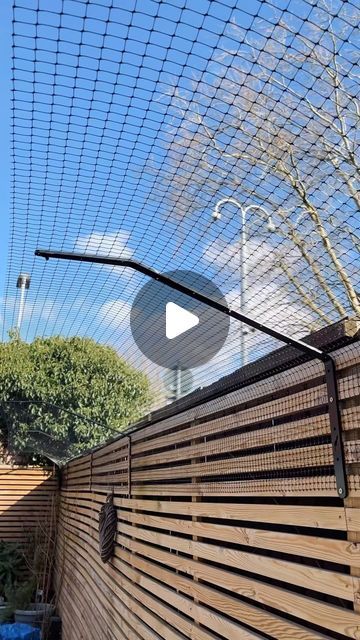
[0,465,58,544]
[56,325,360,640]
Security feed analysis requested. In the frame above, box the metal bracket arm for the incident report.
[323,356,347,497]
[35,249,348,498]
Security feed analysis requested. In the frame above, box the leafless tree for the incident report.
[155,1,360,330]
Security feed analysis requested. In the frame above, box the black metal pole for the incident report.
[35,248,347,497]
[34,249,328,360]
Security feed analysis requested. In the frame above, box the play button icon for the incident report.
[166,302,199,339]
[130,270,230,370]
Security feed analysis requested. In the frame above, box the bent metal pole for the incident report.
[35,248,348,498]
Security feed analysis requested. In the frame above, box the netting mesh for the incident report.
[6,0,360,410]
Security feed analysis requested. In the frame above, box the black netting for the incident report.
[6,0,360,411]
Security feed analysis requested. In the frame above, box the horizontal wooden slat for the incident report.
[61,491,351,529]
[63,473,360,497]
[132,440,358,480]
[131,404,360,461]
[132,416,331,468]
[117,509,360,567]
[59,504,360,633]
[58,334,360,640]
[59,521,333,640]
[132,443,334,482]
[0,465,57,543]
[130,341,360,445]
[115,534,359,638]
[116,498,348,529]
[57,528,260,640]
[114,519,352,599]
[130,475,340,496]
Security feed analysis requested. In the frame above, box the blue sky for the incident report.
[4,0,255,392]
[0,0,11,295]
[2,0,359,400]
[5,0,249,337]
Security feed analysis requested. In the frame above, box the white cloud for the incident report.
[99,299,132,327]
[204,236,276,282]
[76,231,134,259]
[1,295,61,324]
[98,298,167,406]
[193,234,317,386]
[226,282,312,333]
[95,233,316,409]
[0,293,103,342]
[204,236,314,332]
[75,231,136,281]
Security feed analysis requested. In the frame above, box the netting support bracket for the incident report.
[35,249,348,499]
[323,357,347,498]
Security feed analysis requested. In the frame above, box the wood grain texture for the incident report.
[0,466,57,544]
[57,336,360,640]
[57,516,333,640]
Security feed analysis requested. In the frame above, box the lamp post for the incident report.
[16,273,31,335]
[211,197,275,367]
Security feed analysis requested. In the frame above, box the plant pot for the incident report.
[32,603,55,618]
[15,603,55,628]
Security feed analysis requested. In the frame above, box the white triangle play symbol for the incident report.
[166,302,199,340]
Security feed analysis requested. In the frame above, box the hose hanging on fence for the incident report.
[98,493,117,563]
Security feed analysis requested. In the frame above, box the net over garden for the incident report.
[5,0,360,427]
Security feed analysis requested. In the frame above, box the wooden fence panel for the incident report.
[0,466,58,543]
[56,336,360,640]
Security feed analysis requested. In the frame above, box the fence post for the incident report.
[89,452,93,493]
[127,435,132,499]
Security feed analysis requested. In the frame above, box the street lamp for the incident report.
[16,273,31,335]
[211,197,275,367]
